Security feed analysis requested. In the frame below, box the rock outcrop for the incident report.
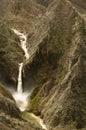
[0,83,43,130]
[0,22,24,85]
[28,0,86,130]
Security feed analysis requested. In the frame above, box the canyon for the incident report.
[0,0,86,130]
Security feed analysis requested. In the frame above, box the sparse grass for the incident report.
[57,124,86,130]
[29,96,40,114]
[0,83,14,100]
[69,0,86,14]
[22,111,43,129]
[4,15,39,32]
[30,96,40,108]
[0,21,24,83]
[30,85,43,99]
[23,112,36,121]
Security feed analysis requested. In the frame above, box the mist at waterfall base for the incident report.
[12,87,32,111]
[9,29,32,111]
[8,78,34,111]
[8,71,34,112]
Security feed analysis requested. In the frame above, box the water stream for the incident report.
[17,63,23,94]
[30,113,48,130]
[11,29,48,130]
[11,29,30,111]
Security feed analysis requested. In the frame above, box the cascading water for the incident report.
[20,36,29,60]
[17,63,23,94]
[11,28,48,130]
[11,29,30,111]
[12,29,29,60]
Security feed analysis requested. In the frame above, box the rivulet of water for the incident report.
[11,29,30,111]
[17,63,23,94]
[11,29,48,130]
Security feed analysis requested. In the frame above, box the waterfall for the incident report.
[20,33,29,60]
[11,28,48,130]
[11,28,30,111]
[17,63,23,94]
[14,29,29,94]
[12,29,29,60]
[12,29,29,94]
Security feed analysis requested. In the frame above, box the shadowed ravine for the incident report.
[11,29,48,130]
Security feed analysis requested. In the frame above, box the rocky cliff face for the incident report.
[0,0,45,31]
[27,0,86,130]
[0,0,86,130]
[35,0,53,7]
[0,0,45,85]
[0,22,24,85]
